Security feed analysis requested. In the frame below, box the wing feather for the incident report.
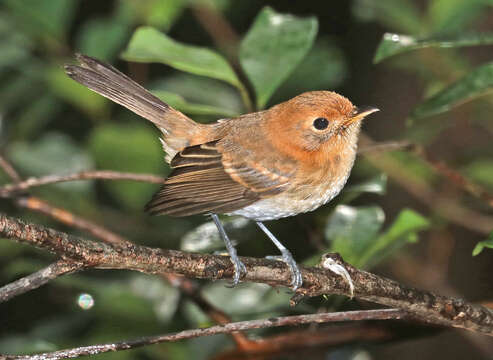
[146,139,295,217]
[145,141,259,216]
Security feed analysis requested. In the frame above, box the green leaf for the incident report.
[47,66,107,116]
[0,66,41,112]
[359,209,430,268]
[76,18,130,61]
[325,206,429,269]
[88,123,164,210]
[352,0,422,35]
[118,0,187,31]
[203,282,279,315]
[472,231,493,256]
[239,7,318,109]
[127,275,180,323]
[0,337,56,354]
[412,62,493,118]
[463,159,493,189]
[342,173,387,203]
[13,94,60,139]
[7,132,93,194]
[0,29,32,70]
[428,0,486,34]
[389,151,437,183]
[152,90,238,117]
[326,205,385,265]
[271,39,348,103]
[4,0,78,40]
[152,74,243,116]
[0,241,25,258]
[181,217,249,253]
[374,32,493,63]
[121,26,242,89]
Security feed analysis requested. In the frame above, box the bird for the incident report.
[65,54,379,291]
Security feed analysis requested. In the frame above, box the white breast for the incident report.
[229,168,352,221]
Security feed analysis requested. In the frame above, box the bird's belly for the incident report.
[230,171,351,221]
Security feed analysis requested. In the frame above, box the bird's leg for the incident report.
[255,221,303,291]
[211,213,247,286]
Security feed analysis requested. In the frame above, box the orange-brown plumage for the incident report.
[65,54,378,220]
[65,54,379,288]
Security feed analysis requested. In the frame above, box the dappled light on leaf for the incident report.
[153,90,238,117]
[326,205,429,268]
[326,205,385,266]
[239,7,318,109]
[88,123,164,210]
[181,217,249,253]
[122,26,243,89]
[375,32,493,64]
[412,62,493,119]
[7,133,93,194]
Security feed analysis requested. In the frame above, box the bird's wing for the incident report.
[145,139,293,217]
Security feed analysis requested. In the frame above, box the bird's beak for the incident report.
[344,106,379,126]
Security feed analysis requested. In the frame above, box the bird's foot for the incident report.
[267,249,303,291]
[226,254,247,288]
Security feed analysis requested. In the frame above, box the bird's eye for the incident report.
[313,117,329,130]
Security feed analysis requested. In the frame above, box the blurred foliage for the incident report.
[326,206,430,268]
[122,26,243,89]
[374,32,493,64]
[238,6,318,109]
[473,231,493,256]
[1,1,493,359]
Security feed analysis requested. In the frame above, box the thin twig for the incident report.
[1,214,493,336]
[0,309,407,360]
[163,274,253,349]
[0,156,132,247]
[191,2,240,62]
[0,154,22,182]
[359,133,493,234]
[0,170,164,196]
[190,1,254,112]
[0,156,247,347]
[414,145,493,208]
[15,196,130,246]
[0,260,83,303]
[357,140,413,154]
[215,321,432,359]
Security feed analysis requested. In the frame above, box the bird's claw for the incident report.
[267,252,303,291]
[226,257,247,288]
[281,251,303,291]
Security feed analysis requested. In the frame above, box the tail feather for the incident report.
[65,54,203,162]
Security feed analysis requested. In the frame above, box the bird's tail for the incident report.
[65,54,204,162]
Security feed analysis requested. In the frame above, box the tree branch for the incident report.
[14,196,130,246]
[414,145,493,208]
[0,154,22,183]
[0,142,411,197]
[0,260,83,303]
[0,156,253,348]
[0,170,164,197]
[0,309,406,360]
[215,321,434,359]
[1,214,493,336]
[357,140,412,154]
